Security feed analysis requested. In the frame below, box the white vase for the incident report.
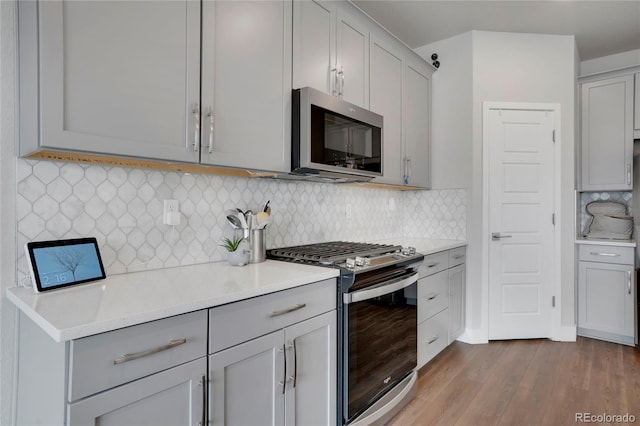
[227,241,250,266]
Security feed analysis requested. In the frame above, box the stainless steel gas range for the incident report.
[268,241,424,425]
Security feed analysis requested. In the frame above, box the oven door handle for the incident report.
[343,272,418,304]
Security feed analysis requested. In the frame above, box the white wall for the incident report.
[414,32,473,190]
[472,31,577,338]
[416,30,577,342]
[580,49,640,76]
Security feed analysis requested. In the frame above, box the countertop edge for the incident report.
[7,261,339,342]
[575,238,637,247]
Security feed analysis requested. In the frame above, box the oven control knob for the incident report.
[346,258,356,269]
[354,256,369,267]
[401,246,416,256]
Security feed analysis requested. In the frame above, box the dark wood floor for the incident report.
[389,337,640,426]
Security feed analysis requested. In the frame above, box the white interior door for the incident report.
[488,107,556,340]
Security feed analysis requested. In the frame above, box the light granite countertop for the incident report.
[6,260,339,342]
[7,238,467,343]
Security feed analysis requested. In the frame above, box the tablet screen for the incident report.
[26,238,106,292]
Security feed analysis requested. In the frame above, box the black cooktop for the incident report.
[267,241,402,265]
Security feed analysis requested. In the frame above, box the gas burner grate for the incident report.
[268,241,402,264]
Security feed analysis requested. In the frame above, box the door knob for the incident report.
[491,232,513,241]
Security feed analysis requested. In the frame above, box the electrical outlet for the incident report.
[163,200,180,225]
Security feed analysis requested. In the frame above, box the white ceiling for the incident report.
[352,0,640,61]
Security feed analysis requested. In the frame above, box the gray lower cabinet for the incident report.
[67,358,206,426]
[578,247,636,346]
[208,279,337,425]
[417,246,466,368]
[16,310,208,426]
[15,279,337,426]
[448,264,466,344]
[209,312,336,426]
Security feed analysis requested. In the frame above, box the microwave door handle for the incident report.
[343,272,418,304]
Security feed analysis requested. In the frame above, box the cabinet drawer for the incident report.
[417,308,448,368]
[209,279,336,353]
[68,310,207,402]
[418,271,448,323]
[419,251,449,278]
[449,246,466,267]
[578,244,634,265]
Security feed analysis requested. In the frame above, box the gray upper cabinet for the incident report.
[335,6,369,107]
[404,56,433,188]
[20,0,291,173]
[580,74,634,191]
[370,33,433,188]
[370,34,404,186]
[20,0,201,163]
[293,0,336,96]
[200,1,292,172]
[293,0,368,108]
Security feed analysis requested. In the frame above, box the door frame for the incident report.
[482,102,563,341]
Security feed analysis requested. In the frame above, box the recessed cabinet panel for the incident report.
[404,58,432,188]
[448,264,466,343]
[67,358,206,426]
[370,36,404,185]
[292,0,336,94]
[336,7,369,107]
[578,261,635,341]
[209,331,285,426]
[200,0,291,172]
[580,75,634,190]
[284,312,337,426]
[35,0,200,162]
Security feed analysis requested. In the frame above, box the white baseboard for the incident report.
[552,325,577,342]
[456,328,488,344]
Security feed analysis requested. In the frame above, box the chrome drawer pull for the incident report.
[628,270,632,295]
[427,335,439,344]
[270,303,306,317]
[426,263,439,268]
[426,293,438,300]
[452,254,464,260]
[113,338,187,365]
[589,252,620,257]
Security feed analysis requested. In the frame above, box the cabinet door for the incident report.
[34,1,200,162]
[284,311,337,426]
[292,0,337,95]
[67,358,206,426]
[580,75,634,191]
[448,264,466,344]
[403,57,432,188]
[336,5,369,107]
[578,261,635,340]
[370,35,404,185]
[201,1,292,172]
[209,331,285,426]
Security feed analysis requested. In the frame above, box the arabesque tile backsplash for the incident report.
[15,159,467,284]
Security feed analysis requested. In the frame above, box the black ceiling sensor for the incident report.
[431,53,440,68]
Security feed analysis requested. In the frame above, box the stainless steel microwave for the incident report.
[292,87,383,181]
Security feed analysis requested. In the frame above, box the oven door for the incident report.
[343,270,418,423]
